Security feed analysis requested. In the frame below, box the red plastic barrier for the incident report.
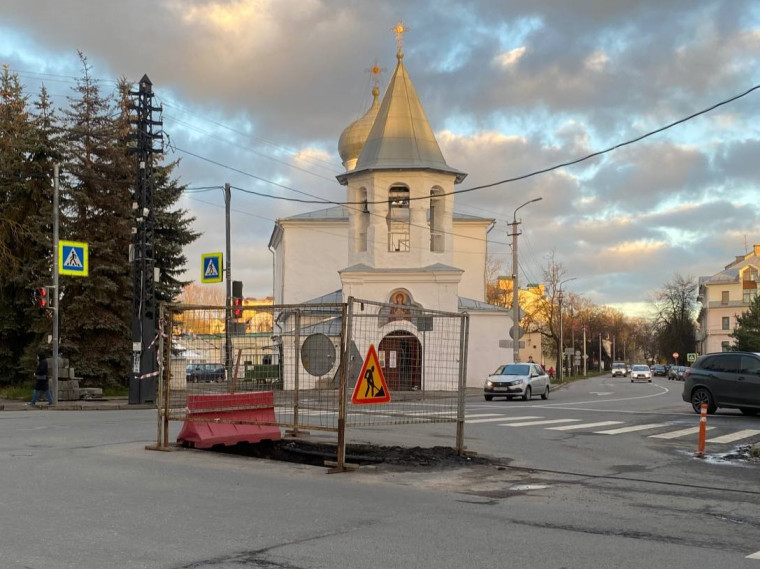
[177,391,281,449]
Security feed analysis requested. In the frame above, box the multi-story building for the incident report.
[697,245,760,353]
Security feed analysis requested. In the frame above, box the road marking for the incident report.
[589,392,613,396]
[401,411,460,416]
[464,413,504,418]
[547,421,623,431]
[649,427,714,439]
[500,419,580,427]
[746,550,760,559]
[469,416,542,424]
[706,429,760,444]
[595,423,668,435]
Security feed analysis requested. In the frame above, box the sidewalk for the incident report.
[0,396,155,411]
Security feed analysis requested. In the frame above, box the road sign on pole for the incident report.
[201,252,223,283]
[59,240,88,276]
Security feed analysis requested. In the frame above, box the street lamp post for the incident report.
[557,276,576,382]
[509,197,542,363]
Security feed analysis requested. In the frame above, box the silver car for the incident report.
[484,363,550,401]
[630,364,652,383]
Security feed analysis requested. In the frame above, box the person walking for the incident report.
[28,351,53,406]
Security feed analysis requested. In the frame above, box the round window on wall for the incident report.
[301,333,336,376]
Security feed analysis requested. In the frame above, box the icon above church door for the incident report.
[389,290,411,322]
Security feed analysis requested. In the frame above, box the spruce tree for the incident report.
[60,54,133,384]
[0,67,59,384]
[731,294,760,352]
[0,65,35,383]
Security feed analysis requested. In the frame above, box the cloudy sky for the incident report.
[3,0,760,315]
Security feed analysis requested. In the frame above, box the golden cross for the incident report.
[392,20,409,55]
[365,60,386,88]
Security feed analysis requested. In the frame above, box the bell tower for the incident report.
[337,22,466,275]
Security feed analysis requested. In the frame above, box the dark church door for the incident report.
[378,331,421,391]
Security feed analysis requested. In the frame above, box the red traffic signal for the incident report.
[233,297,243,319]
[38,287,48,309]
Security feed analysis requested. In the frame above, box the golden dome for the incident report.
[338,86,380,171]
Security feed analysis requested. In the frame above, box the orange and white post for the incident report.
[696,403,708,457]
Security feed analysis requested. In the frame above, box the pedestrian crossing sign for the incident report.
[59,240,88,276]
[201,252,223,283]
[351,344,391,405]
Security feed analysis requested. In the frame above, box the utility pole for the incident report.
[571,308,575,376]
[558,290,563,381]
[556,277,576,382]
[508,197,542,363]
[224,183,233,384]
[583,326,587,376]
[599,333,603,372]
[129,75,163,405]
[52,163,60,405]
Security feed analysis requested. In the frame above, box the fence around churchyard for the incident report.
[153,297,469,470]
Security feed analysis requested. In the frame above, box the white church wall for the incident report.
[452,221,490,302]
[340,277,461,314]
[465,312,513,388]
[281,221,348,304]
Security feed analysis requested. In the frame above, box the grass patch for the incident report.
[0,384,32,401]
[102,385,128,397]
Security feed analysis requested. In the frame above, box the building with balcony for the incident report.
[697,245,760,354]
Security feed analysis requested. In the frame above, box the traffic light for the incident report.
[37,287,48,309]
[232,280,243,319]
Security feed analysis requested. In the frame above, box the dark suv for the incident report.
[185,363,226,383]
[681,352,760,415]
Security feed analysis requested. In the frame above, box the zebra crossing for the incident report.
[466,412,760,445]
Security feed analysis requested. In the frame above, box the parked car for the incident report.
[652,364,667,377]
[484,363,550,401]
[682,352,760,415]
[185,363,226,383]
[611,362,628,377]
[630,364,652,382]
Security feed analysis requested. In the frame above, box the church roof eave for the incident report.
[336,165,466,186]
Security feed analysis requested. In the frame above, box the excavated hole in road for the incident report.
[204,439,502,470]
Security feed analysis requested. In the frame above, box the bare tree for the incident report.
[651,274,698,363]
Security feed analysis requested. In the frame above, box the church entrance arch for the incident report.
[378,331,421,391]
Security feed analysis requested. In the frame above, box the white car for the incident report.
[630,364,652,383]
[484,363,550,401]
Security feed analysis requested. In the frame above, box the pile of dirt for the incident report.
[211,439,501,469]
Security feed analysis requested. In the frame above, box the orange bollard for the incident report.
[696,403,707,457]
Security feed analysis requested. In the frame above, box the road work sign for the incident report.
[351,344,391,405]
[59,241,88,276]
[201,252,223,283]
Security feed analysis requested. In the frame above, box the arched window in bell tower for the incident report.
[358,187,368,252]
[429,187,444,252]
[387,185,410,252]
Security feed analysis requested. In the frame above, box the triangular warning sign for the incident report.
[64,249,83,268]
[204,260,219,277]
[351,344,391,405]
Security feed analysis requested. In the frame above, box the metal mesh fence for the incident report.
[155,297,468,461]
[342,298,466,428]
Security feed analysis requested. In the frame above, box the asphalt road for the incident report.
[2,375,759,568]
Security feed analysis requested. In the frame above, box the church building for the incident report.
[268,29,512,387]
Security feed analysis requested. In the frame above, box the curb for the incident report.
[1,399,155,412]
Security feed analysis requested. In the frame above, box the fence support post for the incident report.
[455,313,470,454]
[329,300,351,473]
